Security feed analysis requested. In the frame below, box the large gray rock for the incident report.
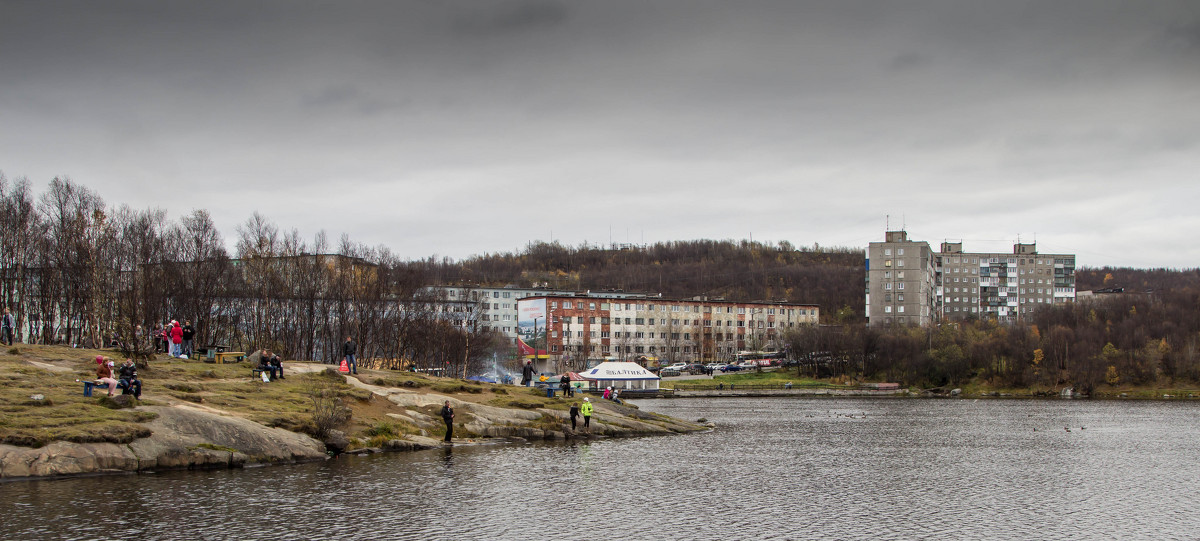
[0,405,326,479]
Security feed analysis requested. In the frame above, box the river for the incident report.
[3,397,1198,540]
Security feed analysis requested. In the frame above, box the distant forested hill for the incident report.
[408,240,1200,324]
[415,240,866,319]
[1076,267,1200,293]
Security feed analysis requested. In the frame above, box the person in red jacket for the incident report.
[170,320,183,357]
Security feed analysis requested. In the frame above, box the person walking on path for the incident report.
[521,360,535,387]
[343,336,358,374]
[440,400,454,443]
[569,402,580,430]
[181,320,195,358]
[1,307,14,346]
[580,397,593,430]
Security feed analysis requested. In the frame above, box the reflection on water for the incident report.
[3,398,1200,540]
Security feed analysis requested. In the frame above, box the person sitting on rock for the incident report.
[117,358,142,399]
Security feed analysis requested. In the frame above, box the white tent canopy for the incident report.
[582,362,661,390]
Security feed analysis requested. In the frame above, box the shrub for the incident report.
[363,421,400,439]
[304,375,351,439]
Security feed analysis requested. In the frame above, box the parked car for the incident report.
[704,362,726,372]
[664,362,688,373]
[737,361,758,369]
[685,363,707,375]
[719,364,742,372]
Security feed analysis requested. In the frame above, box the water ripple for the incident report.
[2,398,1199,540]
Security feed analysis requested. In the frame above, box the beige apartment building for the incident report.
[867,231,1076,326]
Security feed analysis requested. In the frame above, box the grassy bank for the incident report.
[1,344,586,450]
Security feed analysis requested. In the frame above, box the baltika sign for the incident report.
[584,362,659,380]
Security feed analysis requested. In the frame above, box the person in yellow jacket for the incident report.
[580,397,594,429]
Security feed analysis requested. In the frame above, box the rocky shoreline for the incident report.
[1,372,707,481]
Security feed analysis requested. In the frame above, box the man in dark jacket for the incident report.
[181,320,195,358]
[521,361,535,387]
[440,400,454,443]
[560,373,571,397]
[269,351,284,380]
[569,402,580,430]
[117,358,142,399]
[343,336,357,374]
[257,350,279,381]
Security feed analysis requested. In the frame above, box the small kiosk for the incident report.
[581,362,661,391]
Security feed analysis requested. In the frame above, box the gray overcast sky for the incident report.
[2,1,1198,267]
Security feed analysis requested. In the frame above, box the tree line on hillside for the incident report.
[424,239,866,319]
[0,174,502,376]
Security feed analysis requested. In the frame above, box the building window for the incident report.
[897,248,905,255]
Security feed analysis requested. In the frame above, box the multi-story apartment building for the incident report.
[865,230,937,326]
[427,285,647,347]
[518,295,819,372]
[936,241,1076,322]
[867,231,1076,326]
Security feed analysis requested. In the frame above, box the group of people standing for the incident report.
[150,320,195,357]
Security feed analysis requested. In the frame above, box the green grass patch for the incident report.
[191,443,238,453]
[431,382,485,394]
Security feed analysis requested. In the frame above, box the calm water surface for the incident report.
[3,398,1198,540]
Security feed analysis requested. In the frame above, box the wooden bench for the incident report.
[214,351,245,364]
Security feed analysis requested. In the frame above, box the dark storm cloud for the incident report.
[1,1,1197,267]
